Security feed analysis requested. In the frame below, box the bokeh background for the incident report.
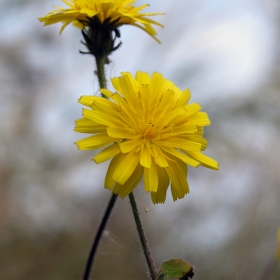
[1,0,280,279]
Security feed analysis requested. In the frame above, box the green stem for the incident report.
[95,55,107,91]
[83,54,116,280]
[83,193,118,280]
[129,192,157,280]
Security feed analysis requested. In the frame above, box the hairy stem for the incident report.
[83,193,118,280]
[95,55,107,91]
[83,54,116,280]
[129,192,157,280]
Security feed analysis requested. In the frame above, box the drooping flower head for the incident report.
[75,72,219,204]
[38,0,163,42]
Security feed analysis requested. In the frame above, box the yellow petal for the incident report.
[165,158,189,201]
[160,146,200,167]
[174,103,202,125]
[74,118,106,133]
[105,153,127,190]
[184,112,211,126]
[99,88,115,99]
[75,134,115,150]
[160,125,198,138]
[135,71,151,84]
[111,74,139,110]
[83,108,121,128]
[80,8,99,17]
[140,143,152,168]
[160,137,202,151]
[150,72,163,102]
[151,167,169,204]
[156,108,185,129]
[153,89,176,120]
[112,150,140,185]
[152,146,168,167]
[176,88,191,107]
[184,151,219,170]
[107,127,136,139]
[59,16,77,34]
[183,135,207,150]
[143,158,158,192]
[119,135,143,153]
[139,84,151,122]
[89,96,119,113]
[108,92,139,127]
[78,95,95,107]
[112,164,144,198]
[93,143,121,164]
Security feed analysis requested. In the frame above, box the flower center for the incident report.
[140,123,158,140]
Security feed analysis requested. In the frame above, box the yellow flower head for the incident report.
[75,72,219,204]
[38,0,163,42]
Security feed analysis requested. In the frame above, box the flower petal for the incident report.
[174,103,202,125]
[160,146,200,167]
[185,112,211,126]
[83,108,121,128]
[112,150,140,185]
[152,145,168,167]
[176,88,191,107]
[165,158,189,201]
[143,158,158,192]
[184,151,219,170]
[105,153,127,190]
[75,133,115,150]
[107,127,136,139]
[160,137,203,151]
[160,125,198,137]
[78,95,95,107]
[93,143,121,164]
[74,118,106,133]
[136,71,151,84]
[119,135,143,153]
[140,143,151,168]
[151,167,169,204]
[113,164,144,198]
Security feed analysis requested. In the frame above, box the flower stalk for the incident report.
[129,192,157,280]
[84,52,158,280]
[83,193,118,280]
[82,55,115,280]
[95,54,107,91]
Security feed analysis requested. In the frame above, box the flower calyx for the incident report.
[79,16,122,58]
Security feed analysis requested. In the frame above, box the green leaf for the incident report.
[157,259,194,280]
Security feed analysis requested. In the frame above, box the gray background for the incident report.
[1,0,280,279]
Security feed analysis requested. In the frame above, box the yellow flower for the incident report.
[74,72,219,204]
[38,0,163,42]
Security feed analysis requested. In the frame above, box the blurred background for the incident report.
[1,0,280,279]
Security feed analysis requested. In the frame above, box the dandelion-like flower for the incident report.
[38,0,163,42]
[75,72,219,204]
